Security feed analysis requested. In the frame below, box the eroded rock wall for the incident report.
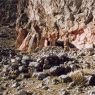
[16,0,95,51]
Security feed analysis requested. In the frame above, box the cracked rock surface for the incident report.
[15,0,95,51]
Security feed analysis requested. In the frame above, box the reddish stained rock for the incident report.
[15,28,28,49]
[72,25,95,49]
[15,23,95,52]
[18,33,31,52]
[14,0,95,52]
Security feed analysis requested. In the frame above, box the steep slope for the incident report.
[0,0,18,27]
[0,0,18,48]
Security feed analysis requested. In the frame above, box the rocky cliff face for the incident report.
[1,1,95,95]
[16,0,95,52]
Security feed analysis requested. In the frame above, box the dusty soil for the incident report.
[0,26,16,48]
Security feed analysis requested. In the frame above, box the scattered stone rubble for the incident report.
[0,47,95,95]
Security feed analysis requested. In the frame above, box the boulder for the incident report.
[59,75,72,83]
[49,66,66,76]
